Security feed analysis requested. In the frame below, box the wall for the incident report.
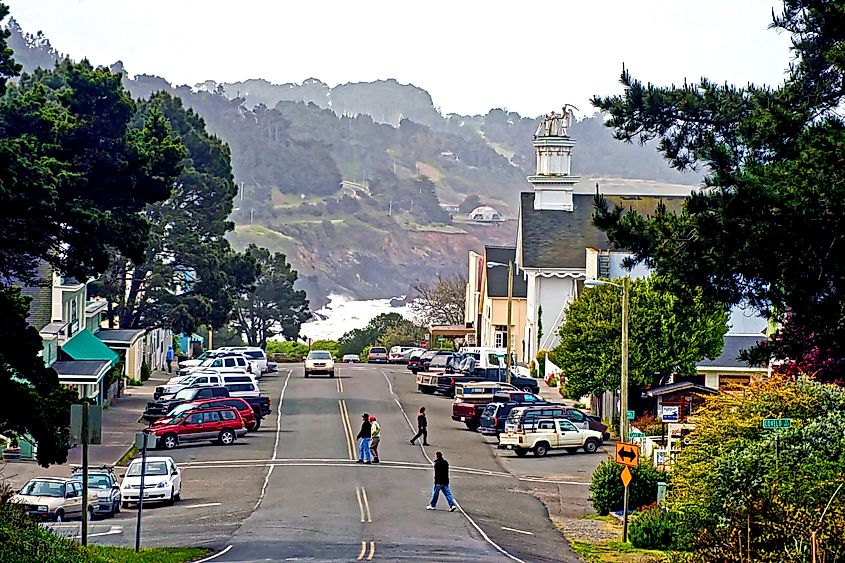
[537,276,577,352]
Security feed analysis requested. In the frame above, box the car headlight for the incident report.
[37,505,48,512]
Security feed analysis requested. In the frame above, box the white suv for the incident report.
[219,347,268,373]
[180,354,258,377]
[304,350,335,377]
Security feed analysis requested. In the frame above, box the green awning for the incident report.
[62,329,119,367]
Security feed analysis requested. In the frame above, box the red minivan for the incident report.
[153,397,258,431]
[152,406,247,450]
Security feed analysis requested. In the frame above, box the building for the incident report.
[478,246,528,362]
[515,109,691,362]
[464,251,484,344]
[469,206,503,222]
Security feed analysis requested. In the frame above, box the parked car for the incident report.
[225,381,260,398]
[479,394,554,436]
[406,349,427,373]
[504,405,608,438]
[218,346,268,373]
[154,397,259,431]
[451,384,532,431]
[176,349,224,370]
[120,456,182,507]
[304,350,335,377]
[178,353,258,378]
[499,418,604,457]
[341,354,360,363]
[155,373,223,399]
[151,406,247,450]
[11,477,97,522]
[367,346,389,363]
[145,385,231,421]
[69,465,121,518]
[388,346,416,363]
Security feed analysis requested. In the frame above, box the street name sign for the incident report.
[628,431,645,438]
[615,442,640,468]
[627,410,635,421]
[762,418,791,429]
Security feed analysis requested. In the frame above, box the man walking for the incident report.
[357,413,372,464]
[426,451,457,511]
[369,415,381,463]
[166,345,175,373]
[409,407,429,446]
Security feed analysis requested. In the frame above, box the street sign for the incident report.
[615,442,640,468]
[627,410,635,421]
[628,431,646,438]
[661,405,679,422]
[762,418,791,429]
[620,466,632,487]
[70,404,102,445]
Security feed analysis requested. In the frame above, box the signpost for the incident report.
[70,403,102,547]
[133,430,157,552]
[615,442,640,542]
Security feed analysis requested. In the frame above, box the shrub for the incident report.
[266,340,309,358]
[311,339,340,358]
[140,361,151,382]
[629,504,676,549]
[631,413,664,437]
[589,458,665,516]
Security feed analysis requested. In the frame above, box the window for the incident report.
[211,359,222,367]
[537,420,554,430]
[212,388,228,397]
[220,410,237,421]
[565,409,585,423]
[228,383,255,392]
[196,388,213,398]
[235,358,246,366]
[194,377,208,384]
[558,420,577,432]
[203,411,221,423]
[186,413,203,424]
[224,358,236,367]
[523,394,539,403]
[244,351,264,359]
[494,326,508,348]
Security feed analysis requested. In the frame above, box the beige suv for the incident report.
[11,477,97,522]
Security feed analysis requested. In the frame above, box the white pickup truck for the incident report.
[498,418,604,457]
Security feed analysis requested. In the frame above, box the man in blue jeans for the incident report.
[427,451,457,511]
[356,413,372,464]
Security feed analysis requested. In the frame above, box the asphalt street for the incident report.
[76,363,588,561]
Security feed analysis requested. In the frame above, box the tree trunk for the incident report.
[121,265,147,329]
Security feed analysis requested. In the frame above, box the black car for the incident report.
[479,396,555,435]
[143,385,230,421]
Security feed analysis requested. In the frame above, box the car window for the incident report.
[228,383,255,392]
[223,358,235,367]
[186,413,203,424]
[523,394,538,402]
[203,411,221,423]
[244,351,263,359]
[220,410,237,421]
[211,359,222,367]
[566,409,586,422]
[558,420,578,432]
[194,376,207,384]
[127,461,168,477]
[196,388,213,398]
[370,347,387,354]
[537,420,555,430]
[213,387,228,397]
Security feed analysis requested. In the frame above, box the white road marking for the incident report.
[254,369,292,511]
[381,370,432,463]
[501,526,534,536]
[88,526,123,538]
[356,541,367,560]
[368,540,376,560]
[355,486,366,523]
[194,545,233,562]
[339,399,356,460]
[183,502,222,509]
[361,486,372,523]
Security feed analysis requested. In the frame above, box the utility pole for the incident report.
[620,276,629,443]
[506,261,513,385]
[81,401,89,546]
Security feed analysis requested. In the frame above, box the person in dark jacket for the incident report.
[426,451,456,511]
[409,407,429,446]
[357,413,372,463]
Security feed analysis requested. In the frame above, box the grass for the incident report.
[115,446,139,467]
[86,546,210,562]
[569,540,668,563]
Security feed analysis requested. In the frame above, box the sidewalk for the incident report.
[1,371,169,489]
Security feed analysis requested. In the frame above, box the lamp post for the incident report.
[487,260,514,385]
[584,277,630,443]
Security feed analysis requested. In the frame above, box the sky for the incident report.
[6,0,792,117]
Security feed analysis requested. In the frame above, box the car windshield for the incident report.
[20,480,65,497]
[308,351,332,360]
[75,474,112,489]
[126,461,169,477]
[167,403,197,417]
[174,388,199,400]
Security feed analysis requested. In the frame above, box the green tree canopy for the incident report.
[591,0,845,382]
[550,276,728,398]
[231,244,311,348]
[338,312,405,355]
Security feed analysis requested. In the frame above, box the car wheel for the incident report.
[54,509,64,522]
[218,429,236,445]
[111,499,119,517]
[86,506,94,522]
[121,502,129,510]
[514,447,528,457]
[584,438,600,454]
[465,421,480,431]
[534,442,549,457]
[175,489,181,502]
[252,418,262,431]
[565,447,579,454]
[162,433,178,449]
[329,370,335,378]
[304,371,310,378]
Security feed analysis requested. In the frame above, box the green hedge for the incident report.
[589,458,665,516]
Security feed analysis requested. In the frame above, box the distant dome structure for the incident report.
[469,206,502,222]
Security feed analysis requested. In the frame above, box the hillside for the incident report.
[6,20,699,307]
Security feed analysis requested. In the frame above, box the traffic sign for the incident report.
[615,442,640,468]
[627,410,635,421]
[628,431,645,438]
[620,466,633,487]
[762,418,790,429]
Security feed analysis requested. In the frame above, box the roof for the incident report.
[61,328,119,367]
[484,246,528,298]
[645,381,721,397]
[518,192,686,270]
[51,360,111,384]
[21,261,53,330]
[697,335,768,370]
[39,321,68,336]
[96,328,145,346]
[85,300,107,316]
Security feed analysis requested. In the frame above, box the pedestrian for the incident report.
[166,345,174,373]
[369,415,381,463]
[426,451,457,511]
[357,413,372,464]
[409,407,429,446]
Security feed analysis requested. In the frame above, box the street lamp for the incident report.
[487,260,514,385]
[584,277,630,444]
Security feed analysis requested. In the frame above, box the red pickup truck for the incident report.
[451,383,541,431]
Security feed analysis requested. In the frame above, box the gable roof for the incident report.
[96,328,145,347]
[518,192,686,270]
[61,328,119,367]
[697,335,768,370]
[484,246,527,298]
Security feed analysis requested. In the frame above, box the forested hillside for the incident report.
[6,20,697,306]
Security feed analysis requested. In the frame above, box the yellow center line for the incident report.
[339,378,344,393]
[361,486,372,523]
[357,541,367,560]
[338,400,355,460]
[368,541,376,560]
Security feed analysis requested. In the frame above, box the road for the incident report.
[81,363,592,561]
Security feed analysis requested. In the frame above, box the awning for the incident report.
[52,360,112,385]
[62,329,119,367]
[645,381,720,397]
[96,328,144,348]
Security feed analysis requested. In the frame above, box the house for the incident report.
[478,246,528,362]
[464,251,484,343]
[515,110,691,362]
[96,328,146,381]
[469,206,503,222]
